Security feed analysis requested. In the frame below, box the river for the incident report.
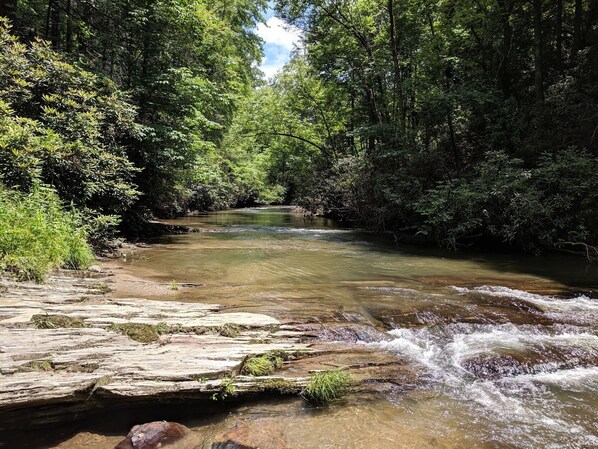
[61,207,598,448]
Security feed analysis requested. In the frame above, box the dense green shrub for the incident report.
[0,21,140,245]
[0,185,94,281]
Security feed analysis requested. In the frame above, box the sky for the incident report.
[255,4,303,79]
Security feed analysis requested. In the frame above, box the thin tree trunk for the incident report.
[49,0,60,47]
[533,0,544,103]
[497,0,513,98]
[45,0,52,39]
[388,0,406,138]
[556,0,563,70]
[572,0,583,57]
[66,0,73,53]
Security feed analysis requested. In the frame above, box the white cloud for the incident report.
[256,17,303,79]
[256,17,302,50]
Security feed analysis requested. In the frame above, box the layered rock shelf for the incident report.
[0,275,316,429]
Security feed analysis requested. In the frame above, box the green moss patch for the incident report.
[32,314,86,329]
[20,359,54,372]
[107,323,165,343]
[259,379,299,395]
[218,323,241,338]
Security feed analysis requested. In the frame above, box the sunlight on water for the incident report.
[106,207,598,448]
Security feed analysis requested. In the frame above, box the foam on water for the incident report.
[453,285,598,312]
[374,319,598,448]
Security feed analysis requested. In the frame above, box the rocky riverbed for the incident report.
[0,264,415,448]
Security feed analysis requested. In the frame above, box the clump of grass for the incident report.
[301,369,352,405]
[218,323,241,338]
[242,353,283,376]
[32,314,86,329]
[211,376,235,401]
[169,279,179,290]
[0,185,94,282]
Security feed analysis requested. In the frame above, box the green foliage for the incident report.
[242,353,284,376]
[0,20,140,246]
[301,369,352,405]
[0,185,94,281]
[212,376,236,401]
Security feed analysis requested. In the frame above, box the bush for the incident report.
[0,185,94,281]
[301,369,352,405]
[0,21,140,245]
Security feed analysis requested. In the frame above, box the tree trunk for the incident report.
[388,0,406,138]
[49,0,60,47]
[556,0,563,70]
[66,0,73,53]
[0,0,17,22]
[533,0,544,103]
[572,0,583,57]
[497,0,513,98]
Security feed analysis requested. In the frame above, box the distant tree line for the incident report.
[228,0,598,256]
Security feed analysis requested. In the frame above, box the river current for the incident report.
[61,207,598,447]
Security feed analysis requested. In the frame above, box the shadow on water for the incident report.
[155,207,598,291]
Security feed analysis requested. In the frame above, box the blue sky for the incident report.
[256,3,302,78]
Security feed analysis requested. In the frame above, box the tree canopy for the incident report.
[1,0,597,257]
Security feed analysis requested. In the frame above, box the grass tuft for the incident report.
[242,353,283,376]
[301,369,352,405]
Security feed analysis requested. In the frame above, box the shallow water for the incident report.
[57,207,598,447]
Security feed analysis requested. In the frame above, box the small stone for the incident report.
[88,265,103,273]
[114,421,196,449]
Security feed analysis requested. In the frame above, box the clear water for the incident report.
[55,207,598,448]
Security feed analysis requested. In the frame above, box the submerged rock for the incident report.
[115,421,197,449]
[212,419,285,449]
[295,323,391,343]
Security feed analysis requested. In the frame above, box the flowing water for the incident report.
[61,208,598,447]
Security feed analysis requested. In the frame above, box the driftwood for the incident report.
[554,241,598,262]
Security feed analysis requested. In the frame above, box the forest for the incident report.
[1,0,597,280]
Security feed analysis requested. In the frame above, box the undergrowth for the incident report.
[0,185,94,281]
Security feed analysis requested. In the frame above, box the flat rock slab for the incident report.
[0,276,313,429]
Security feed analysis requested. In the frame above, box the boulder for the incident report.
[115,421,198,449]
[212,419,285,449]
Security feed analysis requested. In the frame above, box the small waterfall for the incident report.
[371,287,598,448]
